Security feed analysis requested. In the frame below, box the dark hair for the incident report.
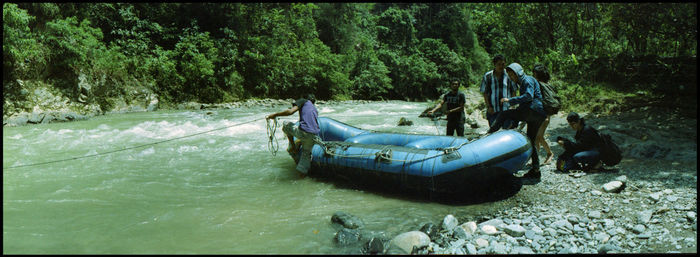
[566,112,584,124]
[533,64,551,83]
[305,93,316,104]
[492,54,505,64]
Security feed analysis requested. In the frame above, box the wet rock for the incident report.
[419,222,439,239]
[334,228,361,246]
[397,117,413,126]
[331,211,364,230]
[364,236,386,254]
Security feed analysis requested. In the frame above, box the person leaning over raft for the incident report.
[485,63,547,180]
[556,112,603,173]
[266,94,322,177]
[427,80,466,136]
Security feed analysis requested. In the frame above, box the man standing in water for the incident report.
[266,94,321,177]
[480,54,518,129]
[427,80,466,136]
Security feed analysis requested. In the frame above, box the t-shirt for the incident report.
[293,98,320,135]
[442,91,466,122]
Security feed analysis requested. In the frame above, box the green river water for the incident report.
[4,101,501,254]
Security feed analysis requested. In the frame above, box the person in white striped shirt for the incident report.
[480,54,519,129]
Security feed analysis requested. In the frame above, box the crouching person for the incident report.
[266,94,322,177]
[556,112,603,172]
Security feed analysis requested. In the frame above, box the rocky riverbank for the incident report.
[327,105,697,254]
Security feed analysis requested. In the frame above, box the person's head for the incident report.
[566,112,584,131]
[533,64,550,83]
[493,54,506,73]
[306,93,316,104]
[505,63,524,84]
[450,80,460,92]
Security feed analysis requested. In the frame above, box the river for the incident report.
[3,101,507,254]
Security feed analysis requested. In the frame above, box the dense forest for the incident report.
[3,3,697,114]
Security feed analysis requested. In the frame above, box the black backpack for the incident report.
[599,133,622,166]
[539,82,561,115]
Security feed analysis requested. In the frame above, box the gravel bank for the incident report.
[330,106,696,254]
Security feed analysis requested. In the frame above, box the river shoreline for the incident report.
[3,95,696,254]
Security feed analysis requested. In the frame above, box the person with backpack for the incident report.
[555,112,603,172]
[532,64,556,164]
[485,62,547,180]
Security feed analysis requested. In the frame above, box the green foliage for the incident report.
[3,2,695,116]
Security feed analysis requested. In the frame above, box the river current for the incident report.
[3,101,503,254]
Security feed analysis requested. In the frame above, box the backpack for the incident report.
[599,133,622,166]
[539,82,561,115]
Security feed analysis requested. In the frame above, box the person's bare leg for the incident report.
[537,116,554,164]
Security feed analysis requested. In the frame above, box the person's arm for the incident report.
[266,106,299,119]
[483,93,494,114]
[427,98,444,115]
[503,77,535,105]
[562,127,598,152]
[480,75,494,114]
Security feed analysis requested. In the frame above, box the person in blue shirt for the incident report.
[266,94,321,177]
[486,63,547,180]
[427,80,467,136]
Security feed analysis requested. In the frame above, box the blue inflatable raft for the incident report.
[289,117,532,197]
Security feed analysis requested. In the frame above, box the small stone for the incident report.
[588,210,602,219]
[460,221,478,234]
[591,190,603,196]
[638,210,653,224]
[442,215,458,231]
[637,233,651,239]
[602,181,624,193]
[632,224,645,234]
[466,243,478,254]
[475,238,489,248]
[503,224,526,237]
[512,246,534,254]
[480,225,499,235]
[649,192,663,202]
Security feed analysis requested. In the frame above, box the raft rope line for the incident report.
[318,140,470,164]
[3,117,266,170]
[266,118,280,156]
